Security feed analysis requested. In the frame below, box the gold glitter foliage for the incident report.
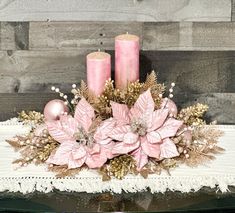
[100,155,137,180]
[6,128,59,166]
[178,103,209,126]
[18,110,44,124]
[94,71,165,118]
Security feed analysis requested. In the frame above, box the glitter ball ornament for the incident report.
[43,99,69,121]
[161,98,178,117]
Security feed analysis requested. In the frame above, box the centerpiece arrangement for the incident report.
[7,33,224,180]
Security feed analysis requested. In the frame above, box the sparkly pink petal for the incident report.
[100,141,116,159]
[131,147,148,170]
[160,138,179,159]
[110,101,130,125]
[141,137,161,158]
[74,98,95,132]
[157,118,183,139]
[89,143,101,155]
[146,131,162,144]
[97,138,113,145]
[94,118,116,141]
[123,132,139,144]
[85,153,107,168]
[129,89,154,120]
[46,115,78,143]
[147,109,169,131]
[108,125,131,141]
[71,144,87,159]
[68,156,86,169]
[112,140,140,155]
[46,142,75,165]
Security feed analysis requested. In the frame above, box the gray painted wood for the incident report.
[0,50,90,93]
[0,50,234,94]
[0,0,231,22]
[29,22,143,50]
[0,22,29,50]
[143,22,235,50]
[174,93,235,124]
[232,0,235,21]
[0,93,234,124]
[139,51,235,94]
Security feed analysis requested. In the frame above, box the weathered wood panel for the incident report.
[0,93,234,124]
[29,22,143,50]
[143,22,235,50]
[0,50,234,94]
[0,0,231,22]
[232,0,235,21]
[0,50,90,93]
[0,93,57,121]
[0,22,29,50]
[175,93,235,124]
[139,51,235,94]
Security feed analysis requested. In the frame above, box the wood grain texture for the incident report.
[232,0,235,21]
[139,51,235,94]
[0,50,234,94]
[29,22,143,50]
[0,93,234,124]
[0,22,29,50]
[0,0,231,22]
[143,22,235,50]
[0,50,91,93]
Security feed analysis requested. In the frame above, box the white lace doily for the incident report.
[0,119,235,194]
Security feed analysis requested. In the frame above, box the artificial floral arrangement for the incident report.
[6,34,224,181]
[7,72,224,180]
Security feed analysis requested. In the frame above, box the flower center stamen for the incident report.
[74,128,94,147]
[130,119,147,136]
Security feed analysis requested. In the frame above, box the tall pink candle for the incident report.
[86,51,111,96]
[115,33,140,89]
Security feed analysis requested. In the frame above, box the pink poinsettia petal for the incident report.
[74,98,95,132]
[97,138,113,145]
[85,153,107,168]
[157,118,183,139]
[112,140,140,155]
[108,125,131,141]
[89,143,101,155]
[94,118,116,141]
[71,144,87,159]
[46,142,75,165]
[160,138,179,159]
[68,156,86,169]
[123,132,139,144]
[147,109,169,131]
[146,131,162,144]
[110,101,130,126]
[141,136,161,158]
[131,147,148,170]
[46,115,78,143]
[129,89,154,120]
[100,141,116,159]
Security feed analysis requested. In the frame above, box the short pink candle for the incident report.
[86,51,111,96]
[115,33,140,89]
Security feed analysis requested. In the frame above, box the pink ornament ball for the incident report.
[43,99,69,121]
[161,98,178,117]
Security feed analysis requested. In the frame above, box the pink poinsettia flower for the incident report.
[46,98,115,169]
[108,89,183,169]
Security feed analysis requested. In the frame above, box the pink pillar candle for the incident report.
[115,33,140,89]
[86,51,111,96]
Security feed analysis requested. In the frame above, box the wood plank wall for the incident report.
[0,0,234,123]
